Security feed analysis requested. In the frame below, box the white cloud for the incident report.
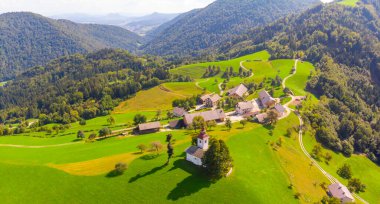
[0,0,216,16]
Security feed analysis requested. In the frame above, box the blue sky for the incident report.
[0,0,334,16]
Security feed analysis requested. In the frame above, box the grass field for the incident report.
[113,82,203,113]
[303,131,380,203]
[286,61,314,96]
[338,0,359,7]
[0,114,329,203]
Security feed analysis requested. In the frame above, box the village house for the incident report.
[328,183,355,203]
[259,90,276,108]
[236,101,254,115]
[256,113,268,124]
[173,107,188,117]
[227,84,248,99]
[183,109,226,126]
[138,122,161,134]
[185,129,209,166]
[274,103,286,117]
[200,94,221,107]
[168,119,184,129]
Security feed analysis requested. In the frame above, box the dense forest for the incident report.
[142,0,320,56]
[0,49,187,125]
[217,2,380,163]
[0,12,141,80]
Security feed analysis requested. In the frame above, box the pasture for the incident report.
[0,114,329,203]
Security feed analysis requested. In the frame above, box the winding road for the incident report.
[281,59,369,204]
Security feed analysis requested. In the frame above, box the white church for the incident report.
[185,129,209,166]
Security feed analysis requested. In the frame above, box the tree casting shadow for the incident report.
[129,164,166,183]
[166,159,212,201]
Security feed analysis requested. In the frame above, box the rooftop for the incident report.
[184,109,225,124]
[185,146,205,159]
[228,84,248,97]
[138,121,161,131]
[328,183,354,201]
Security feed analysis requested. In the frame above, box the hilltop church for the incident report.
[185,129,209,166]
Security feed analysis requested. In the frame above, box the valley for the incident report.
[0,0,380,203]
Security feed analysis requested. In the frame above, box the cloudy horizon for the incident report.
[0,0,335,17]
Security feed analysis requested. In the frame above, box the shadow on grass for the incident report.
[263,124,275,131]
[129,164,166,183]
[140,154,160,160]
[106,170,123,178]
[71,138,83,142]
[166,159,212,201]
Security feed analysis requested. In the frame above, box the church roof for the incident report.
[198,129,209,139]
[186,146,205,159]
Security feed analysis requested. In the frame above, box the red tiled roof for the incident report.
[198,129,209,139]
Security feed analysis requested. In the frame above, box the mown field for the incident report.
[0,114,329,203]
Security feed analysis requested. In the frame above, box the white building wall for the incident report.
[186,153,202,166]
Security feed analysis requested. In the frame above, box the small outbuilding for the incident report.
[138,122,161,134]
[328,183,355,203]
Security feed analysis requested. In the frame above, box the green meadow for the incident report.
[338,0,359,7]
[0,114,329,203]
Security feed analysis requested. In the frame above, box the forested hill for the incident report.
[0,12,141,80]
[218,1,380,163]
[142,0,320,56]
[0,49,183,124]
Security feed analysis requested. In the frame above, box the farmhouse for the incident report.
[183,109,226,126]
[168,120,184,129]
[200,94,221,107]
[256,113,268,124]
[236,101,254,115]
[328,183,355,203]
[227,84,248,98]
[138,122,161,134]
[173,107,188,117]
[185,129,209,166]
[259,90,276,108]
[274,103,286,117]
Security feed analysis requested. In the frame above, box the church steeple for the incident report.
[197,128,209,150]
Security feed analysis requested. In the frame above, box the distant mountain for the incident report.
[52,12,180,36]
[142,0,320,56]
[50,13,132,25]
[123,13,180,36]
[0,12,141,80]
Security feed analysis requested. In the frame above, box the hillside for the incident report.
[218,1,380,164]
[0,49,177,124]
[0,12,141,80]
[142,0,320,56]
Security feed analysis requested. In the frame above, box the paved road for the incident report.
[295,112,369,204]
[282,59,298,89]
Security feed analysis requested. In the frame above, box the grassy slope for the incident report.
[338,0,359,7]
[113,82,203,113]
[286,61,314,96]
[0,114,329,203]
[303,132,380,203]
